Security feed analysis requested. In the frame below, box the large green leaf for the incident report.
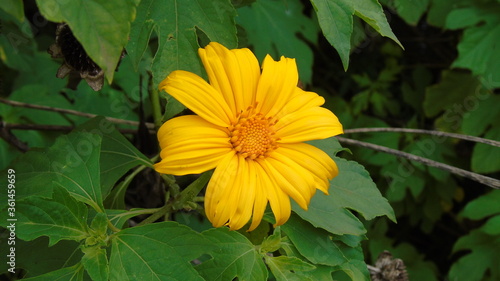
[446,6,500,87]
[76,117,152,197]
[449,230,500,281]
[310,0,402,70]
[127,0,238,86]
[196,227,268,281]
[35,0,139,83]
[0,186,89,246]
[0,131,104,212]
[109,222,214,280]
[292,193,366,236]
[281,214,349,266]
[237,0,319,84]
[297,137,394,233]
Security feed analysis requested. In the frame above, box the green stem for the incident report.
[150,82,163,128]
[136,203,172,227]
[172,171,212,211]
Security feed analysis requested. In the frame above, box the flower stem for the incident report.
[149,76,163,128]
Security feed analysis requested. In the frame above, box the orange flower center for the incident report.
[229,105,278,160]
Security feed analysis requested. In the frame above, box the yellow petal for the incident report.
[226,157,256,230]
[248,162,269,231]
[255,55,298,117]
[275,107,343,143]
[199,42,260,114]
[256,160,291,226]
[159,70,233,127]
[205,152,238,226]
[274,88,326,120]
[154,115,232,175]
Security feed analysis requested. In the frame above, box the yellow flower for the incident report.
[155,42,343,231]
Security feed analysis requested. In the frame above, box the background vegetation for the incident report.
[1,0,499,280]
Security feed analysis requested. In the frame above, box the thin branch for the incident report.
[336,137,500,189]
[0,98,156,129]
[344,127,500,147]
[2,122,155,135]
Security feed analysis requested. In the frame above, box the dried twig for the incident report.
[337,137,500,189]
[2,122,155,135]
[0,98,156,129]
[344,127,500,147]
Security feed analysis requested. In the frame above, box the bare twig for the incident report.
[0,98,156,129]
[344,127,500,147]
[337,136,500,189]
[2,122,155,135]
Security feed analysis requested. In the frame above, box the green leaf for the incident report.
[264,255,315,281]
[75,117,152,197]
[128,0,238,87]
[81,246,109,281]
[427,0,454,27]
[461,190,500,220]
[332,259,371,281]
[281,214,348,266]
[450,230,500,281]
[391,0,429,25]
[35,0,139,83]
[237,0,319,84]
[261,226,282,253]
[461,95,500,136]
[23,264,85,281]
[2,237,82,278]
[0,0,25,22]
[423,70,481,118]
[0,130,104,211]
[310,0,402,70]
[163,93,186,121]
[292,192,366,236]
[446,6,500,86]
[482,215,500,235]
[109,222,213,280]
[196,227,268,281]
[471,127,500,173]
[1,186,89,246]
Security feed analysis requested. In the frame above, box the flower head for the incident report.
[155,42,343,231]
